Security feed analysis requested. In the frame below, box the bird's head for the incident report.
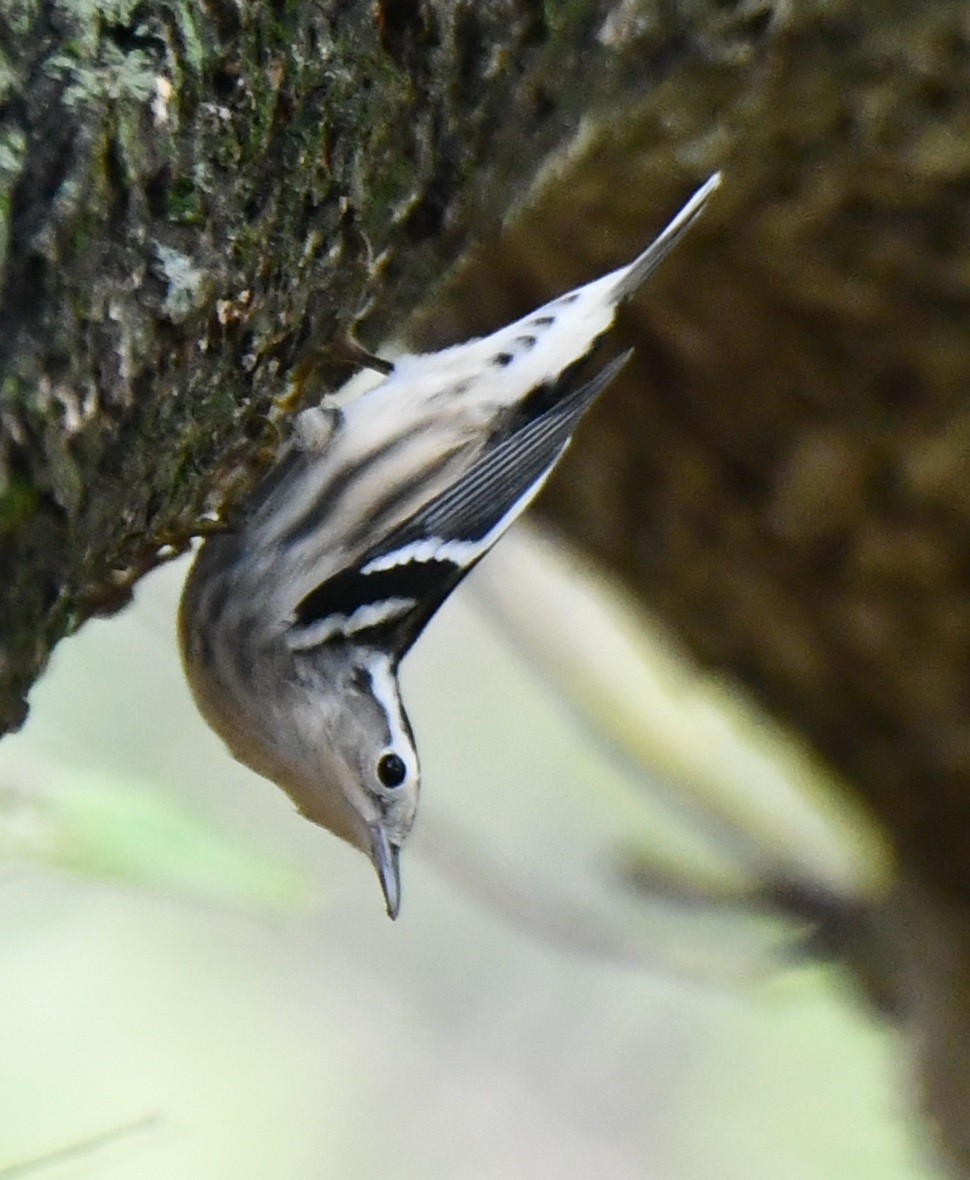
[285,648,420,919]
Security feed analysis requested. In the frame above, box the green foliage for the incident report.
[0,764,312,915]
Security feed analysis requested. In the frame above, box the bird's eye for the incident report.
[377,752,407,788]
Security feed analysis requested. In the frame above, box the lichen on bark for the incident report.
[0,0,694,732]
[8,0,970,1171]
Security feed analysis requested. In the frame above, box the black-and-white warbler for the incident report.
[178,173,721,919]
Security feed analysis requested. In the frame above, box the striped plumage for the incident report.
[178,173,721,918]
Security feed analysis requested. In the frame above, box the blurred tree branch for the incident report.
[409,2,970,1173]
[5,0,970,1174]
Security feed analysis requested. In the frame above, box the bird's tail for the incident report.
[611,171,722,304]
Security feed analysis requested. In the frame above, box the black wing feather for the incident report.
[292,351,631,652]
[391,350,631,550]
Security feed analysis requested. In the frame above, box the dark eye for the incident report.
[377,752,407,788]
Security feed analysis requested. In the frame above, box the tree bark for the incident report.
[409,2,970,1172]
[6,0,970,1173]
[0,0,707,730]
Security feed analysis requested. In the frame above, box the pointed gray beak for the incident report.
[369,823,401,920]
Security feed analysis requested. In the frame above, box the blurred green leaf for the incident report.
[0,762,313,916]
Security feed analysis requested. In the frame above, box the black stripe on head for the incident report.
[344,663,394,748]
[347,664,374,694]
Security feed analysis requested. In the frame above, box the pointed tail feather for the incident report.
[611,171,722,304]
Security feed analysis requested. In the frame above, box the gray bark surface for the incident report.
[1,0,696,729]
[5,0,970,1173]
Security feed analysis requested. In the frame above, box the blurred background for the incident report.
[4,1,970,1175]
[0,525,937,1179]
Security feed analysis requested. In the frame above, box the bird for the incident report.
[178,172,722,919]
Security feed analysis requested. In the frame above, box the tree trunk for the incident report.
[1,0,702,729]
[5,0,970,1174]
[410,2,970,1173]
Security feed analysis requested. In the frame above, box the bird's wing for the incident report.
[288,350,632,654]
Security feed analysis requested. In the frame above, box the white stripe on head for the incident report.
[366,651,419,780]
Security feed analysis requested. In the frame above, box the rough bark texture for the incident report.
[5,0,970,1173]
[1,0,696,731]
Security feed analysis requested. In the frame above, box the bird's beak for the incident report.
[369,823,401,920]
